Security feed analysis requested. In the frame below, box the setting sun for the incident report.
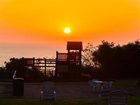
[64,27,71,34]
[0,0,140,66]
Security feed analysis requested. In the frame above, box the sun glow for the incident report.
[64,27,71,34]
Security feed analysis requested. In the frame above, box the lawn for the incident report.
[0,96,139,105]
[113,80,139,87]
[0,98,105,105]
[0,80,139,105]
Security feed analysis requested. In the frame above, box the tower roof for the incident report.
[67,41,83,50]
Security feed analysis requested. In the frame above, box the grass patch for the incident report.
[0,97,139,105]
[0,98,106,105]
[113,80,138,87]
[129,96,140,105]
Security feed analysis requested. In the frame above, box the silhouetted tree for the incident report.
[120,41,140,78]
[91,40,140,79]
[0,67,8,80]
[5,58,45,81]
[81,43,96,80]
[82,43,95,67]
[5,58,25,78]
[83,40,140,79]
[92,41,116,78]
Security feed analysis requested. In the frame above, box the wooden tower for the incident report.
[56,41,83,80]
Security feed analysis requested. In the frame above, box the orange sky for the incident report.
[0,0,140,66]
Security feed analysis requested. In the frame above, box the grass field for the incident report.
[0,80,139,105]
[0,98,106,105]
[113,80,139,87]
[0,96,139,105]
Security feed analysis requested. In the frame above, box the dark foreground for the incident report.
[0,96,140,105]
[0,80,140,105]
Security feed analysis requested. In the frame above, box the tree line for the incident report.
[82,40,140,80]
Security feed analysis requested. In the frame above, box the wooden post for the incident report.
[44,58,47,77]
